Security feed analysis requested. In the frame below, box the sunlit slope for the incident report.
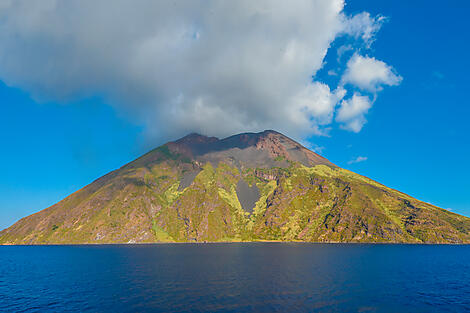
[1,131,469,244]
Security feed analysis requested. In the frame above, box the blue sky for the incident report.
[0,0,469,229]
[319,0,470,213]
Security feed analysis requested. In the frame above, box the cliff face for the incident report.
[1,130,470,244]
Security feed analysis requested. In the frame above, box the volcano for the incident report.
[1,130,469,244]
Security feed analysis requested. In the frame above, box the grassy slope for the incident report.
[1,147,470,244]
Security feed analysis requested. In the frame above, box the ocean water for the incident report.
[0,244,469,312]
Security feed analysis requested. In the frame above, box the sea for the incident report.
[0,243,469,312]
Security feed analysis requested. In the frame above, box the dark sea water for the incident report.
[0,244,469,313]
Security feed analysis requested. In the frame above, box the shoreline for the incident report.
[1,241,469,246]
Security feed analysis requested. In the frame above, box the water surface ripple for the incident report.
[0,243,469,312]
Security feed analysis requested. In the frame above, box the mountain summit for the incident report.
[168,130,334,168]
[1,130,469,244]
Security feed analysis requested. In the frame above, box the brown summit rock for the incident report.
[167,130,334,169]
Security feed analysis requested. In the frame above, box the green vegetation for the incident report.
[1,133,470,245]
[152,221,174,242]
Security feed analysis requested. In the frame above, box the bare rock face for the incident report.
[236,179,260,214]
[168,130,334,169]
[1,130,470,244]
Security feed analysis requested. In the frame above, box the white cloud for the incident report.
[300,140,325,155]
[341,12,386,47]
[348,156,368,164]
[0,0,395,142]
[290,84,346,132]
[328,69,338,76]
[342,54,402,92]
[336,44,353,62]
[336,93,372,132]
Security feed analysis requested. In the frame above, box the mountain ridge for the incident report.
[1,130,469,244]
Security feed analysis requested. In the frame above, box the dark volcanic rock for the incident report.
[236,179,260,214]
